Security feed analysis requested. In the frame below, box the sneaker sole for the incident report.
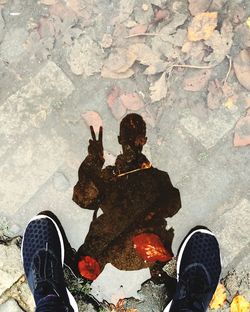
[21,215,79,312]
[163,227,216,312]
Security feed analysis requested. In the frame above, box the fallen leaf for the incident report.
[81,111,103,133]
[163,28,187,47]
[107,86,127,120]
[233,48,250,91]
[120,93,144,110]
[132,233,172,262]
[37,17,55,39]
[209,283,227,309]
[67,36,103,76]
[114,0,135,24]
[101,67,134,79]
[231,6,246,25]
[160,13,187,37]
[149,72,168,102]
[234,24,250,49]
[129,24,148,36]
[188,12,218,41]
[234,109,250,147]
[230,295,250,312]
[188,0,212,16]
[183,69,212,91]
[207,79,224,110]
[40,0,57,5]
[143,61,168,75]
[66,0,88,17]
[103,48,137,74]
[204,19,233,65]
[182,41,206,64]
[129,43,161,66]
[153,9,169,23]
[247,17,250,28]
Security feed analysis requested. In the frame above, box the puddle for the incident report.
[68,113,182,303]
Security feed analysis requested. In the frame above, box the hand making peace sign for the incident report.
[88,126,104,161]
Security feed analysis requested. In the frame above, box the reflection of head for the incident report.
[118,114,147,152]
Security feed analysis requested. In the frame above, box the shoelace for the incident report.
[176,277,211,312]
[33,243,60,297]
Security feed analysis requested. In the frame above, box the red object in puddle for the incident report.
[132,233,172,263]
[78,256,101,280]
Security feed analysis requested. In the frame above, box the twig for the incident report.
[171,63,215,69]
[125,32,160,39]
[117,165,151,177]
[223,55,232,84]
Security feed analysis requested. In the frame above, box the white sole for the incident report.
[163,228,215,312]
[21,214,79,312]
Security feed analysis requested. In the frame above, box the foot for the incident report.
[21,214,78,312]
[164,226,221,312]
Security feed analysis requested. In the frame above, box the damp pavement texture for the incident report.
[0,0,250,311]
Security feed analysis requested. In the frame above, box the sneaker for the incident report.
[164,226,221,312]
[21,214,78,312]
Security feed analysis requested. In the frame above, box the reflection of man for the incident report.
[73,113,181,281]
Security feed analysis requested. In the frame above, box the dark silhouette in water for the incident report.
[72,113,181,282]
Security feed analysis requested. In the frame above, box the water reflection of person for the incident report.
[73,113,181,282]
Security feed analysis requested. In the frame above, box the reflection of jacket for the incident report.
[73,152,181,224]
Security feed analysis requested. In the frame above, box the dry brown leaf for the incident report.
[204,20,233,65]
[188,12,218,41]
[207,79,224,110]
[209,283,227,309]
[82,111,103,133]
[234,108,250,147]
[183,69,211,91]
[144,61,168,75]
[129,24,148,36]
[230,294,250,312]
[107,87,127,120]
[160,13,187,38]
[129,43,161,66]
[103,48,137,74]
[101,67,134,79]
[149,72,167,103]
[154,9,169,23]
[120,93,144,110]
[188,0,212,16]
[67,36,103,76]
[233,48,250,91]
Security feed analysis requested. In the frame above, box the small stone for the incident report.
[0,299,23,312]
[0,244,23,296]
[101,33,113,49]
[53,172,70,191]
[142,4,149,11]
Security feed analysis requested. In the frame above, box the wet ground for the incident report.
[0,0,250,311]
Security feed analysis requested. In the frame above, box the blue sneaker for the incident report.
[164,226,221,312]
[21,214,78,312]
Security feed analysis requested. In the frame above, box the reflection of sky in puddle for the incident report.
[91,264,151,303]
[71,113,181,303]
